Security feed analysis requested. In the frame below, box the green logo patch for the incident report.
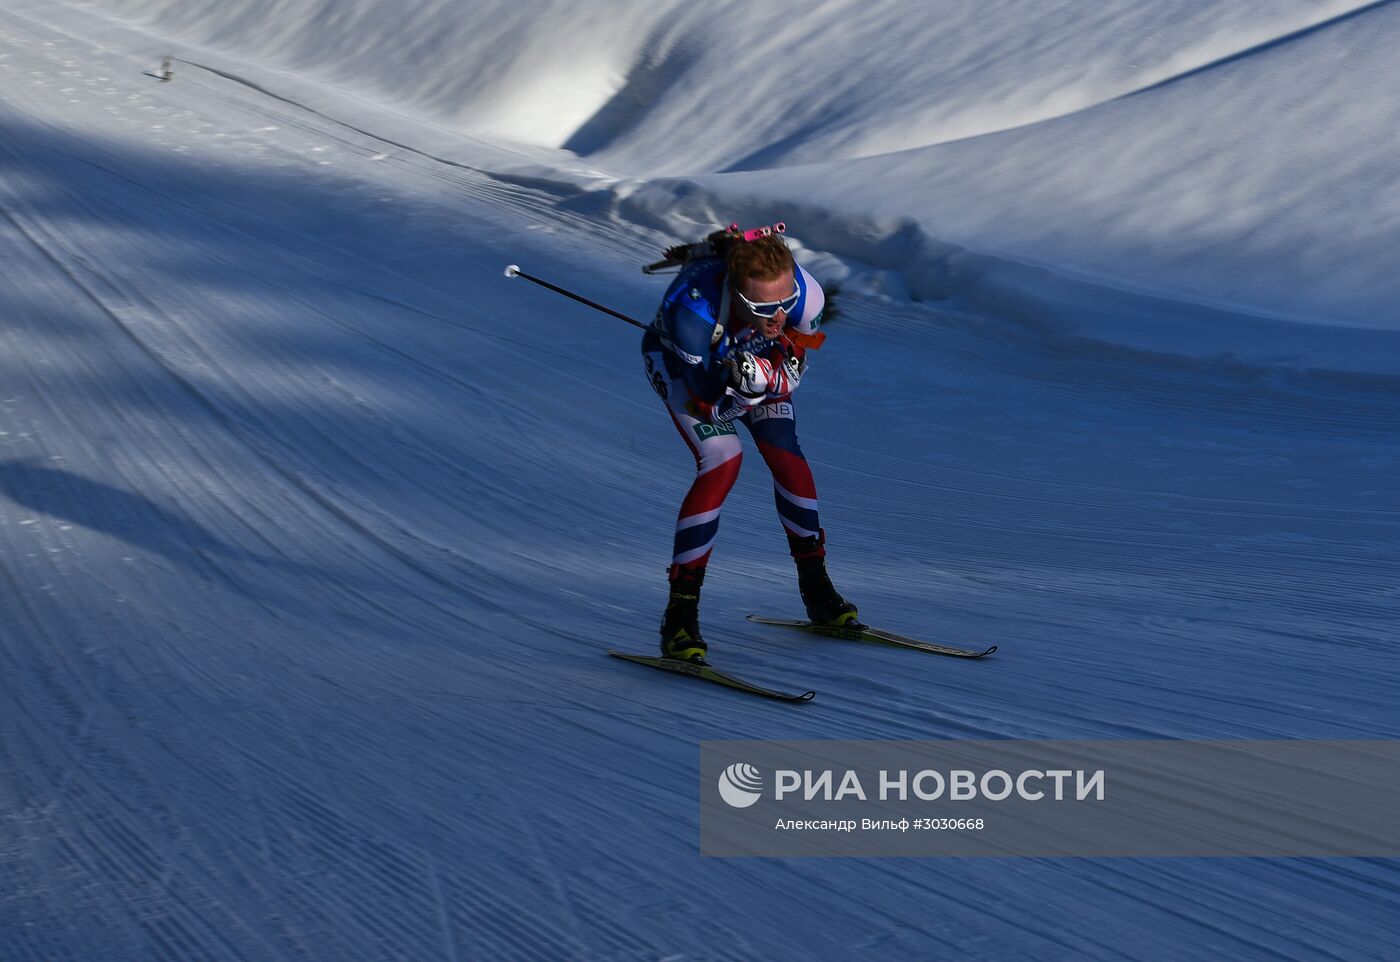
[694,421,738,441]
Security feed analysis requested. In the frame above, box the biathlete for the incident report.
[641,226,858,664]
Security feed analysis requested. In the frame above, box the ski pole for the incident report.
[503,263,825,350]
[503,264,649,331]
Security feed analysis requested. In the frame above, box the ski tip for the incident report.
[981,645,998,657]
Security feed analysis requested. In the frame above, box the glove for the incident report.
[776,350,805,394]
[724,351,772,400]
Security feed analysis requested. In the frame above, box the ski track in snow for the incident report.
[1,7,1398,962]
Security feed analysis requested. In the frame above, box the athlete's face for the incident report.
[735,270,797,339]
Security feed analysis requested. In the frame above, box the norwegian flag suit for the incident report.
[641,256,829,572]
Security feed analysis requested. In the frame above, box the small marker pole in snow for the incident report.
[503,264,650,331]
[159,56,173,82]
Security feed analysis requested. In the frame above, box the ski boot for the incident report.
[660,565,709,663]
[791,533,861,628]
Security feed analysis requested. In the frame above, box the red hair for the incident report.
[726,235,794,283]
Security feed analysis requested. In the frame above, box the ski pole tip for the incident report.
[503,264,520,278]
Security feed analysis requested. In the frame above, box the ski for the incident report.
[607,650,816,702]
[746,615,997,659]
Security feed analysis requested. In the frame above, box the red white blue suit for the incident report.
[641,257,829,573]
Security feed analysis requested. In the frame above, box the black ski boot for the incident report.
[791,533,861,628]
[660,565,709,663]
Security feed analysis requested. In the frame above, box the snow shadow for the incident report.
[0,107,647,626]
[0,457,318,593]
[0,458,220,554]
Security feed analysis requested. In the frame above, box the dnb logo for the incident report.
[717,762,764,808]
[694,421,738,441]
[748,402,793,423]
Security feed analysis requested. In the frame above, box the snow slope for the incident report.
[2,2,1398,961]
[61,0,1400,343]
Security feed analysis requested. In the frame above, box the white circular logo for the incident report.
[718,762,764,808]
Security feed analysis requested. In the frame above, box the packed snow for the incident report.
[57,0,1400,340]
[2,0,1397,960]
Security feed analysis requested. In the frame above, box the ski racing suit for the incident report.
[641,256,829,575]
